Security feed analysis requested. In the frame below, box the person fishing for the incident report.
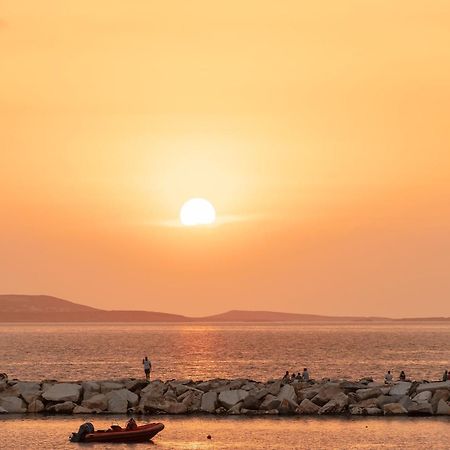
[142,356,152,382]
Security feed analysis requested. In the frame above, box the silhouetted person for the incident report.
[296,372,303,381]
[143,356,152,382]
[443,370,448,382]
[282,371,290,381]
[399,370,406,381]
[290,372,297,381]
[126,418,137,430]
[302,368,310,381]
[384,370,393,384]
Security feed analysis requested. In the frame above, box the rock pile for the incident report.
[0,374,449,416]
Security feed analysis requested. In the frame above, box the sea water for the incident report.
[0,322,448,381]
[0,415,449,449]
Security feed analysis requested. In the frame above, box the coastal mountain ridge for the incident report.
[0,295,448,322]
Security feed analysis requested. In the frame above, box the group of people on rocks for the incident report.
[282,368,310,382]
[384,369,448,383]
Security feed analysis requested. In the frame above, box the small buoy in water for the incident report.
[207,435,212,440]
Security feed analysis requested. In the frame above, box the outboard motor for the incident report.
[69,422,95,442]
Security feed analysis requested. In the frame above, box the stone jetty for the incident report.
[0,374,449,416]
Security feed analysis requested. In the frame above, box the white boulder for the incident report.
[267,381,282,396]
[73,405,95,414]
[50,401,77,414]
[140,396,187,414]
[11,382,41,404]
[200,391,217,413]
[436,399,450,415]
[0,396,27,413]
[389,382,411,397]
[100,381,124,394]
[416,381,450,394]
[296,386,320,402]
[82,393,108,411]
[431,390,450,412]
[312,384,343,406]
[106,389,138,408]
[106,390,128,413]
[296,398,320,414]
[28,399,45,413]
[318,393,349,414]
[42,383,81,402]
[383,403,408,415]
[260,394,281,411]
[228,401,243,414]
[407,402,433,415]
[164,402,188,414]
[218,390,249,409]
[277,384,298,405]
[356,388,382,401]
[366,407,383,415]
[82,382,101,400]
[413,391,432,403]
[140,381,167,399]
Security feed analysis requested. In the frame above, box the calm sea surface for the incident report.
[1,323,449,449]
[0,416,449,449]
[0,322,449,382]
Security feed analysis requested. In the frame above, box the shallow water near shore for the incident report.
[0,415,449,449]
[1,322,449,381]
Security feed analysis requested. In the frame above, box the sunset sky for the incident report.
[1,1,450,317]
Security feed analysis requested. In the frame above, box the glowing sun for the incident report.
[179,198,216,226]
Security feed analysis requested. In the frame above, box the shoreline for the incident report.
[1,375,449,417]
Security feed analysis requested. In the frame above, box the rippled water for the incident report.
[0,322,449,381]
[0,416,449,449]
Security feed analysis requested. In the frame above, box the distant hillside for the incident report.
[0,295,449,322]
[0,295,99,313]
[0,295,187,322]
[198,310,388,322]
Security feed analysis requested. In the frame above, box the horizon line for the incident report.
[1,294,449,321]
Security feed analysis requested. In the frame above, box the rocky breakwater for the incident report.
[0,374,449,417]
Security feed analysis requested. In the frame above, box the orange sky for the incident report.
[1,1,450,317]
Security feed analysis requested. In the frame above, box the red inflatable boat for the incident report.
[70,421,164,443]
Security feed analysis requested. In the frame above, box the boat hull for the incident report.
[83,423,164,443]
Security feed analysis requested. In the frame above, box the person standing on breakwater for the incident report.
[142,356,152,382]
[384,370,393,384]
[443,369,448,381]
[302,368,310,381]
[399,370,406,381]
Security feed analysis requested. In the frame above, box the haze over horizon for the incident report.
[1,1,450,317]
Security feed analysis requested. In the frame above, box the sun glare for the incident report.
[179,198,216,226]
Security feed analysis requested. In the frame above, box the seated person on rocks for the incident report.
[399,370,406,381]
[443,369,448,382]
[282,371,290,381]
[296,372,303,381]
[290,372,297,381]
[302,368,310,381]
[384,370,393,384]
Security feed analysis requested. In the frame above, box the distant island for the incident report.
[0,295,449,323]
